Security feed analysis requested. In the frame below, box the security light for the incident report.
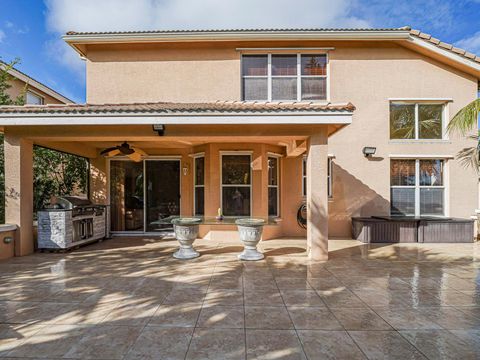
[153,124,165,136]
[362,147,377,157]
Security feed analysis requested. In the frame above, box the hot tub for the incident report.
[352,216,475,243]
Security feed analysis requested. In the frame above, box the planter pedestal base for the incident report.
[173,246,200,259]
[238,247,264,261]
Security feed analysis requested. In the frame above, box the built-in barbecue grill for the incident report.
[37,196,109,250]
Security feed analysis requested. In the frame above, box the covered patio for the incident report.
[1,237,480,359]
[0,101,354,260]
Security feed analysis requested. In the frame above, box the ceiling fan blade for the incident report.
[103,149,121,157]
[132,146,148,156]
[127,152,143,162]
[100,146,119,156]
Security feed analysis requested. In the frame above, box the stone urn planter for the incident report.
[172,217,202,259]
[235,218,266,261]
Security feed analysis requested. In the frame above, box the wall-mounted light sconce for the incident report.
[182,163,190,176]
[3,236,13,244]
[362,147,377,157]
[153,124,165,136]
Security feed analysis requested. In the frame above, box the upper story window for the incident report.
[26,90,44,105]
[242,54,327,102]
[390,102,445,140]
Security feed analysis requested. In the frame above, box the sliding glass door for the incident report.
[145,160,181,232]
[110,160,144,232]
[109,159,181,233]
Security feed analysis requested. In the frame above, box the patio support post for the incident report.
[4,133,34,256]
[306,131,328,261]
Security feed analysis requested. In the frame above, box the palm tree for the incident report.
[447,99,480,173]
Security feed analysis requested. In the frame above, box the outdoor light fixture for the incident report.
[182,163,190,176]
[153,124,165,136]
[362,147,377,157]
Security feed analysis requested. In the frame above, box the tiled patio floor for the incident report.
[1,237,480,359]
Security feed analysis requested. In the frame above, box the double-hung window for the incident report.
[302,156,333,198]
[390,159,445,216]
[390,102,445,140]
[242,54,327,101]
[194,155,205,216]
[268,156,279,217]
[221,153,252,216]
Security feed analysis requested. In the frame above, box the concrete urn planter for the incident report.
[235,218,266,261]
[172,217,202,259]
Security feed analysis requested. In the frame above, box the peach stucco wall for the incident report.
[6,77,65,105]
[83,40,479,237]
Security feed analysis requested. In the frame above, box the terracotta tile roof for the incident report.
[0,101,356,114]
[64,27,480,66]
[65,28,408,36]
[409,29,480,64]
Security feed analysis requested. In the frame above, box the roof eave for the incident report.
[63,30,412,57]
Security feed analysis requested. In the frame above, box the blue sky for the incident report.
[1,0,479,103]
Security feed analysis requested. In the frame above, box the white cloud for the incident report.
[456,31,480,56]
[44,0,371,75]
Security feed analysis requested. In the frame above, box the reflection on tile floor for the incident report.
[1,237,480,359]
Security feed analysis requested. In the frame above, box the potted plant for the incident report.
[235,218,265,260]
[172,217,202,259]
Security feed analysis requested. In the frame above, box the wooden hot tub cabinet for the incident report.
[352,216,474,243]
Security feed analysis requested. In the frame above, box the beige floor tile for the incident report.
[101,299,160,326]
[288,307,343,330]
[125,326,193,360]
[6,324,87,358]
[373,307,443,330]
[421,306,480,330]
[244,289,284,306]
[275,277,312,290]
[297,330,366,359]
[349,330,426,359]
[245,306,294,330]
[186,328,245,360]
[197,305,245,329]
[400,329,477,359]
[246,329,306,360]
[204,289,244,306]
[148,303,201,327]
[63,325,143,359]
[0,324,45,356]
[280,289,326,307]
[331,307,393,330]
[318,288,367,308]
[449,329,480,353]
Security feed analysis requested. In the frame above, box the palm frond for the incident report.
[447,99,480,136]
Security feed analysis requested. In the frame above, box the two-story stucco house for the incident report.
[1,60,73,105]
[0,27,478,260]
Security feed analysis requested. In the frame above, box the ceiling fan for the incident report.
[100,142,147,162]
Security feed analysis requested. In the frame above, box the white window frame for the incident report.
[302,155,333,198]
[267,154,280,217]
[390,158,447,217]
[26,90,44,105]
[220,151,253,217]
[390,101,447,140]
[242,53,329,102]
[193,153,205,216]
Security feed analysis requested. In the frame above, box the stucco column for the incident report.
[4,134,34,256]
[306,130,329,261]
[89,155,108,205]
